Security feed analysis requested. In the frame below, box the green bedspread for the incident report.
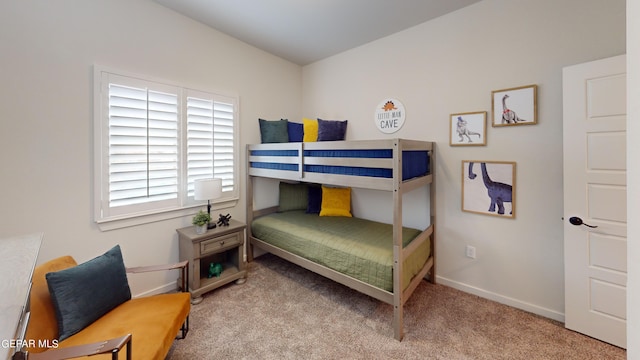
[251,210,430,292]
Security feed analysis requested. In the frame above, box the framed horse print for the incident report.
[449,111,487,146]
[491,84,537,127]
[462,160,516,218]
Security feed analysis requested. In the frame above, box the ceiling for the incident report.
[154,0,481,65]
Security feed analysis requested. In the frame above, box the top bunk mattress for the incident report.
[250,210,431,292]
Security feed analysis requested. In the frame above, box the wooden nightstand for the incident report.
[177,219,247,304]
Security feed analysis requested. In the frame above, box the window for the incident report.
[94,67,239,225]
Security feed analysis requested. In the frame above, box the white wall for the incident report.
[0,0,302,295]
[627,0,638,357]
[302,0,626,321]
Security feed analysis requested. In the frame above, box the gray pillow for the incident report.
[259,118,289,143]
[46,245,132,341]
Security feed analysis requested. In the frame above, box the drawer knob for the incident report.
[220,241,225,246]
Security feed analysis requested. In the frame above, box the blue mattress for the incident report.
[250,149,429,180]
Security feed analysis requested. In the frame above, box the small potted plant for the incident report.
[192,210,211,234]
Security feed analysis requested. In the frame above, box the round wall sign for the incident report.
[374,98,405,134]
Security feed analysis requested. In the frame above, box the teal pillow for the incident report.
[46,245,132,341]
[278,182,309,212]
[259,118,289,143]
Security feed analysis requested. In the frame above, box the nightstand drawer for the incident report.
[200,232,241,255]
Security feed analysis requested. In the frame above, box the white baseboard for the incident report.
[436,275,565,323]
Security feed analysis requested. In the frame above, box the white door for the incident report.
[563,54,627,349]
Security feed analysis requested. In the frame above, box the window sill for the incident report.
[96,199,238,231]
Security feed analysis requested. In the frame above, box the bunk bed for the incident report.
[246,138,435,341]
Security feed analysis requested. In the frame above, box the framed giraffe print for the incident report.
[462,160,516,218]
[491,84,537,127]
[450,111,487,146]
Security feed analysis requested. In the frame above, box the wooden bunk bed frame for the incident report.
[246,138,435,341]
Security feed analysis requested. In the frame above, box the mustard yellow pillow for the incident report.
[303,118,318,142]
[319,186,352,217]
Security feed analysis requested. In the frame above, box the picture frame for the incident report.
[449,111,487,146]
[491,84,537,127]
[462,160,516,218]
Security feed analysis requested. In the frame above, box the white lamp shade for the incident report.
[194,178,222,200]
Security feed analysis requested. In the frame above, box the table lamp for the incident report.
[194,178,222,229]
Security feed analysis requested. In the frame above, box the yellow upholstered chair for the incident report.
[23,246,190,360]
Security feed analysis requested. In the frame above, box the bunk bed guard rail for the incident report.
[248,139,431,191]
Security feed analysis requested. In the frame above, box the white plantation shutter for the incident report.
[186,96,214,196]
[108,84,179,209]
[212,99,236,192]
[186,92,237,198]
[95,67,239,224]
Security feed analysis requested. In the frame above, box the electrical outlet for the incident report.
[465,245,476,259]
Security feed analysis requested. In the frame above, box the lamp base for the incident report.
[207,222,217,229]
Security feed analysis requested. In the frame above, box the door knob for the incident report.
[569,216,598,228]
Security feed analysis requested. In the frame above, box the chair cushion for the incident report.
[46,245,132,341]
[51,293,191,359]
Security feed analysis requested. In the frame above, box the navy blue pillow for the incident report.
[46,245,132,341]
[317,119,348,141]
[287,121,304,142]
[306,184,323,214]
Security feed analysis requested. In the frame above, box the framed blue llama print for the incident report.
[462,160,516,218]
[450,111,487,146]
[491,84,537,127]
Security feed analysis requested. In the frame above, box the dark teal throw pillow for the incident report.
[259,118,289,143]
[46,245,132,341]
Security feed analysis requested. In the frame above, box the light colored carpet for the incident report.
[168,254,625,359]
